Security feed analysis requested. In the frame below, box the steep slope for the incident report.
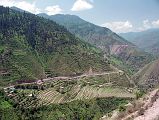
[38,13,153,73]
[0,6,112,86]
[120,28,159,56]
[132,59,159,90]
[102,89,159,120]
[38,14,132,53]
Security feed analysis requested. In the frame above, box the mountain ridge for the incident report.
[37,13,153,74]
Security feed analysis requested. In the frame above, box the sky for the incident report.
[0,0,159,33]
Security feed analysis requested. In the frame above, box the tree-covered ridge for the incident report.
[0,6,111,86]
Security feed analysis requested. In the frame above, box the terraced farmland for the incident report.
[9,71,135,106]
[37,85,135,104]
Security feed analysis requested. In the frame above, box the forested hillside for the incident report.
[38,14,153,74]
[0,6,111,86]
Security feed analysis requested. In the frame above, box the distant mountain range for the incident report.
[120,29,159,56]
[38,13,153,73]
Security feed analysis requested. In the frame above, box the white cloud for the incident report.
[0,0,15,7]
[143,19,151,29]
[152,19,159,28]
[0,0,41,14]
[16,1,41,14]
[102,21,133,33]
[45,5,62,15]
[137,19,159,31]
[71,0,93,11]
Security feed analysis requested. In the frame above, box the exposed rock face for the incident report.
[110,45,129,55]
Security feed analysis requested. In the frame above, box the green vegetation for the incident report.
[0,6,142,120]
[135,90,145,99]
[0,6,111,86]
[11,72,134,105]
[0,90,19,120]
[0,89,130,120]
[0,70,134,119]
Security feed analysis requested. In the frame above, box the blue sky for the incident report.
[0,0,159,33]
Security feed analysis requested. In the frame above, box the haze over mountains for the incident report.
[120,28,159,56]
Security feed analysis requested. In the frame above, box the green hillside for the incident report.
[38,14,153,73]
[0,6,112,86]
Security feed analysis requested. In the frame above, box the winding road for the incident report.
[4,70,125,89]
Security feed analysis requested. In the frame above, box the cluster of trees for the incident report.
[0,88,130,120]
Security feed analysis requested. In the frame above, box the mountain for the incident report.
[0,6,136,120]
[132,58,159,90]
[0,6,112,86]
[38,13,132,53]
[38,13,153,74]
[120,28,159,56]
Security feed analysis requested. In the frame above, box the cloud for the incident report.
[0,0,15,7]
[152,19,159,28]
[143,19,151,29]
[0,0,41,14]
[16,1,41,14]
[71,0,93,11]
[45,5,62,15]
[102,21,133,33]
[137,19,159,31]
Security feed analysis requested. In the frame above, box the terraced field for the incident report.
[9,71,135,106]
[36,85,135,104]
[74,86,134,100]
